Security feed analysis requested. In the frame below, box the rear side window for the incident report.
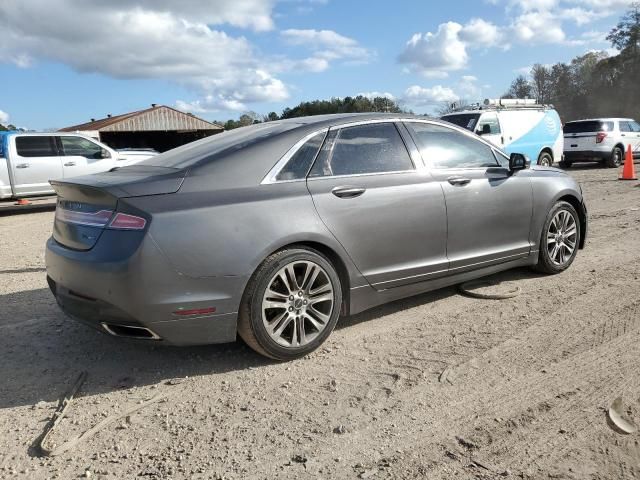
[309,123,413,177]
[60,136,105,159]
[276,131,325,181]
[407,122,499,169]
[15,136,58,157]
[564,121,614,133]
[441,113,480,131]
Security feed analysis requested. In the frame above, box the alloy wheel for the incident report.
[261,260,335,348]
[546,209,578,266]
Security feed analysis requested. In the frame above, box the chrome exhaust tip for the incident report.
[101,323,161,340]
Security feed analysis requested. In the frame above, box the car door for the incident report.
[11,136,62,196]
[58,136,115,178]
[475,112,504,148]
[620,121,640,155]
[405,121,533,272]
[306,122,448,290]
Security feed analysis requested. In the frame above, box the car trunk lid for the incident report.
[50,166,184,251]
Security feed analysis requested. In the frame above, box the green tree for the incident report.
[503,75,534,99]
[531,64,552,104]
[607,2,640,55]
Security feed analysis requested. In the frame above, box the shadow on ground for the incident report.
[0,267,540,409]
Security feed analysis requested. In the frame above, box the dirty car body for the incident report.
[45,113,587,355]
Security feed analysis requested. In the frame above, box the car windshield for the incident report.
[138,122,301,169]
[564,120,614,133]
[441,113,481,131]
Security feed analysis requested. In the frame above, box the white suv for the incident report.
[562,118,640,168]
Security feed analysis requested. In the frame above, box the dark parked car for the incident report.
[46,113,587,360]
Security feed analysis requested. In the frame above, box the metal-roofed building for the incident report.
[59,104,223,152]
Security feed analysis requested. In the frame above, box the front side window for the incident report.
[630,121,640,132]
[276,131,325,181]
[60,136,106,159]
[309,123,413,177]
[407,122,499,169]
[476,113,501,135]
[15,136,58,157]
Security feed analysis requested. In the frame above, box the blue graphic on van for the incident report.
[504,110,561,163]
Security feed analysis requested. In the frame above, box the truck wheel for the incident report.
[538,151,553,167]
[606,147,623,168]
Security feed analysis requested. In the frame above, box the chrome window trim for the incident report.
[261,117,507,184]
[306,169,419,182]
[261,128,328,185]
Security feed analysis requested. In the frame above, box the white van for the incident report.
[441,99,563,166]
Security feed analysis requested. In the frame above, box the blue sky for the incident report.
[0,0,631,130]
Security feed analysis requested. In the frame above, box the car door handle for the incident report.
[447,176,471,186]
[15,163,29,169]
[331,186,366,198]
[621,134,626,137]
[64,161,76,166]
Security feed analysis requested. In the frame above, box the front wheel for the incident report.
[538,151,553,167]
[533,201,580,274]
[237,247,342,361]
[559,159,572,169]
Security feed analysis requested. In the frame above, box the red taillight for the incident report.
[596,132,607,143]
[107,213,147,230]
[56,208,113,227]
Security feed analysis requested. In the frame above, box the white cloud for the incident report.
[0,0,293,114]
[356,91,396,100]
[281,29,373,66]
[398,22,468,77]
[459,18,503,47]
[510,11,566,43]
[0,110,9,124]
[403,85,459,105]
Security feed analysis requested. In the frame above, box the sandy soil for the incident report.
[0,164,639,479]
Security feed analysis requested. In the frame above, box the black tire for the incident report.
[559,160,572,169]
[533,201,580,275]
[538,151,553,167]
[237,247,342,361]
[606,146,623,168]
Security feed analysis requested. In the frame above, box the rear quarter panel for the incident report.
[126,179,366,287]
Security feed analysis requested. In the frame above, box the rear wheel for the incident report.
[534,201,580,274]
[606,147,623,168]
[238,247,342,361]
[538,151,553,167]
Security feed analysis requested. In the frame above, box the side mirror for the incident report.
[101,148,111,159]
[509,153,530,171]
[478,124,491,135]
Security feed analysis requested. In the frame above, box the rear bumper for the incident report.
[45,233,247,345]
[563,150,609,162]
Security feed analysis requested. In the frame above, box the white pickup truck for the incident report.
[0,132,156,199]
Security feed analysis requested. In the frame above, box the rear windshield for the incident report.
[139,122,301,169]
[441,114,480,131]
[564,121,614,133]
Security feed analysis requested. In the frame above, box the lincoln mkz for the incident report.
[45,113,587,360]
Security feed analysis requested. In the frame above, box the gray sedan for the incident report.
[45,113,587,360]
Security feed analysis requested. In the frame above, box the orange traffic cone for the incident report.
[14,198,31,206]
[619,144,637,181]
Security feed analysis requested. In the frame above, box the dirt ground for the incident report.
[0,164,639,480]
